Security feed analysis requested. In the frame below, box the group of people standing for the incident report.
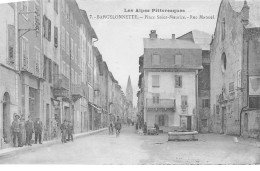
[108,116,122,136]
[60,120,74,143]
[136,122,159,135]
[11,114,43,147]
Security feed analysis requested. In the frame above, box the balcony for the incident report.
[146,99,176,112]
[71,84,83,102]
[53,74,69,90]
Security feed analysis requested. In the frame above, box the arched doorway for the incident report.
[2,92,10,143]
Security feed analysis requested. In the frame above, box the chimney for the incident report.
[172,34,175,39]
[149,30,157,39]
[241,0,249,25]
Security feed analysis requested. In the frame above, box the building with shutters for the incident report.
[0,3,20,149]
[143,30,203,132]
[210,0,260,137]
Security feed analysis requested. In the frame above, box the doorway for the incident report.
[221,107,227,134]
[2,92,10,143]
[187,116,192,131]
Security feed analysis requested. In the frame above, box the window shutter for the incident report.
[54,26,58,48]
[48,19,51,41]
[179,76,182,87]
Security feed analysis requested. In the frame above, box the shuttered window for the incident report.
[175,75,182,88]
[152,75,160,87]
[152,93,160,104]
[152,54,160,65]
[7,25,15,67]
[181,96,188,107]
[61,27,65,50]
[43,15,51,41]
[54,26,58,48]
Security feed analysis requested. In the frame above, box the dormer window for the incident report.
[175,54,182,65]
[152,54,160,65]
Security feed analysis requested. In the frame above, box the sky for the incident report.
[77,0,222,107]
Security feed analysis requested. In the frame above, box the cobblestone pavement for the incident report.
[0,126,259,164]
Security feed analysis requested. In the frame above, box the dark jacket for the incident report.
[34,121,43,132]
[11,120,20,133]
[115,121,121,130]
[60,123,67,133]
[25,120,34,133]
[67,124,73,134]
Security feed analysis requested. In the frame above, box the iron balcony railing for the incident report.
[71,84,83,97]
[146,99,176,109]
[53,74,70,90]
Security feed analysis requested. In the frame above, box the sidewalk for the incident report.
[0,128,107,159]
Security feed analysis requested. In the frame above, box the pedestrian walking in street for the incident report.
[60,120,67,143]
[143,122,147,135]
[11,113,23,147]
[135,122,138,133]
[34,117,43,144]
[109,122,114,135]
[25,115,34,146]
[154,123,159,135]
[67,121,74,142]
[114,116,122,137]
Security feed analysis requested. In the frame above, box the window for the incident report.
[7,25,15,67]
[181,96,188,107]
[49,60,52,83]
[175,54,182,65]
[21,37,29,70]
[34,48,40,75]
[152,93,160,104]
[175,75,182,88]
[202,99,210,108]
[221,53,227,72]
[61,27,65,50]
[43,56,47,80]
[70,12,73,27]
[221,18,225,41]
[216,105,220,114]
[75,43,77,64]
[152,54,160,65]
[21,1,28,19]
[71,38,74,59]
[66,32,69,54]
[152,75,160,87]
[229,82,234,92]
[66,4,69,21]
[54,26,58,48]
[249,96,260,109]
[34,1,40,36]
[43,15,51,41]
[54,0,58,14]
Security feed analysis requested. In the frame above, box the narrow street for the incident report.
[0,126,259,164]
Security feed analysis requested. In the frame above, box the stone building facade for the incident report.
[210,0,260,137]
[143,30,203,132]
[178,30,212,133]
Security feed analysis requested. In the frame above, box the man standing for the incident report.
[34,117,43,144]
[25,115,34,146]
[11,114,22,147]
[60,120,67,143]
[114,116,122,137]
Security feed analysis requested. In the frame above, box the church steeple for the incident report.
[126,76,133,105]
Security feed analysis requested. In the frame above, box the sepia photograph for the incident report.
[0,0,259,165]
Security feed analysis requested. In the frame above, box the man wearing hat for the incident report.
[25,115,34,146]
[11,113,22,147]
[60,120,68,143]
[34,117,43,144]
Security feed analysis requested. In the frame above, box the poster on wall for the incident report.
[249,76,260,96]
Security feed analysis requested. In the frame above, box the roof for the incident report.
[143,38,200,49]
[177,30,212,50]
[229,0,260,28]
